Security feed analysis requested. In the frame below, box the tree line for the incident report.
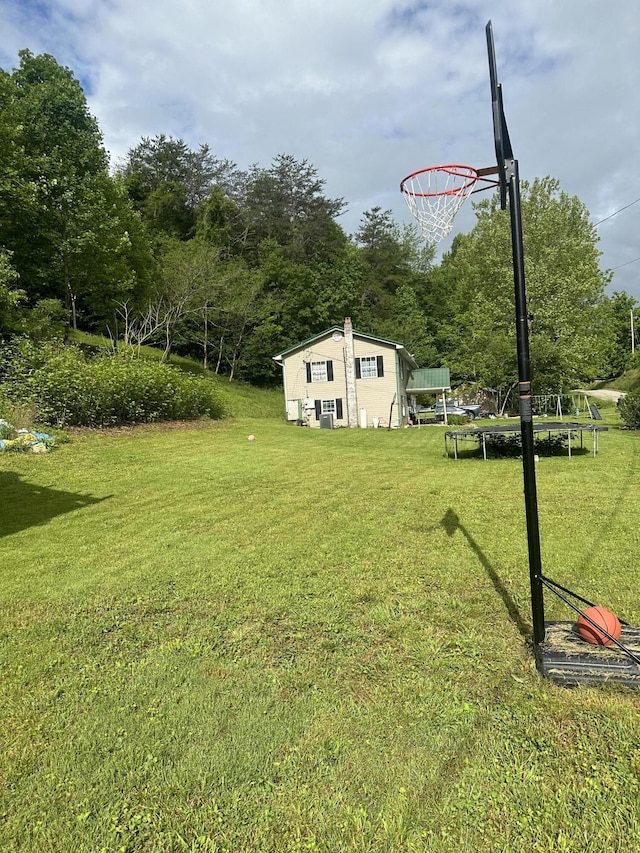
[0,49,636,396]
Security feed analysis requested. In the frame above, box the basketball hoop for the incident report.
[400,164,499,244]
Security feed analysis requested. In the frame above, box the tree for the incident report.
[151,239,222,360]
[438,177,612,393]
[243,155,347,263]
[353,208,434,335]
[215,265,264,380]
[118,135,225,240]
[205,157,353,382]
[197,185,248,260]
[55,174,155,332]
[0,250,25,338]
[422,234,470,353]
[353,207,403,321]
[602,290,639,378]
[0,51,153,334]
[378,282,437,367]
[0,50,109,306]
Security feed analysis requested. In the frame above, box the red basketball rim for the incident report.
[400,164,479,197]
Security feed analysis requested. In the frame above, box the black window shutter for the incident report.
[306,362,312,383]
[314,400,321,420]
[377,355,384,377]
[336,398,343,419]
[355,358,361,379]
[327,360,334,381]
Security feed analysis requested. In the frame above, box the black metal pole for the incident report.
[507,162,546,646]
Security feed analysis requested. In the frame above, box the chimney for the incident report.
[344,317,358,428]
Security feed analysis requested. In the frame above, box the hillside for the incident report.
[592,368,640,395]
[61,330,640,422]
[70,330,284,420]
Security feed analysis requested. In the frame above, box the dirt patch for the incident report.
[64,418,224,436]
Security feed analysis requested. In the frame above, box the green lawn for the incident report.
[2,412,640,852]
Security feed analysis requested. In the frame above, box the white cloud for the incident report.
[1,0,638,295]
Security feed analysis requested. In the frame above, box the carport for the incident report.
[406,367,451,425]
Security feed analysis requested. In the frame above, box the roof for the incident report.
[406,368,451,392]
[272,325,418,368]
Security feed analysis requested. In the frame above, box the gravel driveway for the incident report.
[572,388,626,402]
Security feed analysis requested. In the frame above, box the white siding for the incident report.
[281,334,347,426]
[278,332,411,428]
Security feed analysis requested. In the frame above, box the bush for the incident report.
[0,342,227,427]
[0,338,58,391]
[486,434,522,458]
[485,432,569,458]
[618,391,640,429]
[446,414,467,426]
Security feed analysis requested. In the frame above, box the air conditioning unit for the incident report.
[319,413,334,429]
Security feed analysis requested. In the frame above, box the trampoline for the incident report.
[444,421,608,460]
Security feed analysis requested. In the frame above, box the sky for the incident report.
[1,0,639,298]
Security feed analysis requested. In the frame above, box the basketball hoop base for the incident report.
[537,621,640,687]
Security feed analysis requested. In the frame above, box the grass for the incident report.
[2,407,640,851]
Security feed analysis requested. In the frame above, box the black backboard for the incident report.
[486,21,513,209]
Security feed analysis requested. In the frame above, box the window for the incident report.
[314,399,343,420]
[360,356,377,378]
[306,360,334,382]
[355,355,384,379]
[311,361,328,382]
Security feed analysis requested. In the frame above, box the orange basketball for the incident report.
[576,606,621,647]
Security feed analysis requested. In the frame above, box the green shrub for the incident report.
[624,350,640,373]
[618,391,640,429]
[447,414,467,426]
[534,433,568,456]
[0,342,227,427]
[486,433,522,458]
[485,431,569,458]
[0,338,60,393]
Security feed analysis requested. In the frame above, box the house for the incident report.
[272,318,418,428]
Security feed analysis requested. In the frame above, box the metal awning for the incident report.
[406,367,451,393]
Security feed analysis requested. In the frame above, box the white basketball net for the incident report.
[401,165,479,244]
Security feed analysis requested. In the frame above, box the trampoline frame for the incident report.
[444,421,608,460]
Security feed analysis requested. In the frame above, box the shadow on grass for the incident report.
[441,508,530,638]
[0,471,111,537]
